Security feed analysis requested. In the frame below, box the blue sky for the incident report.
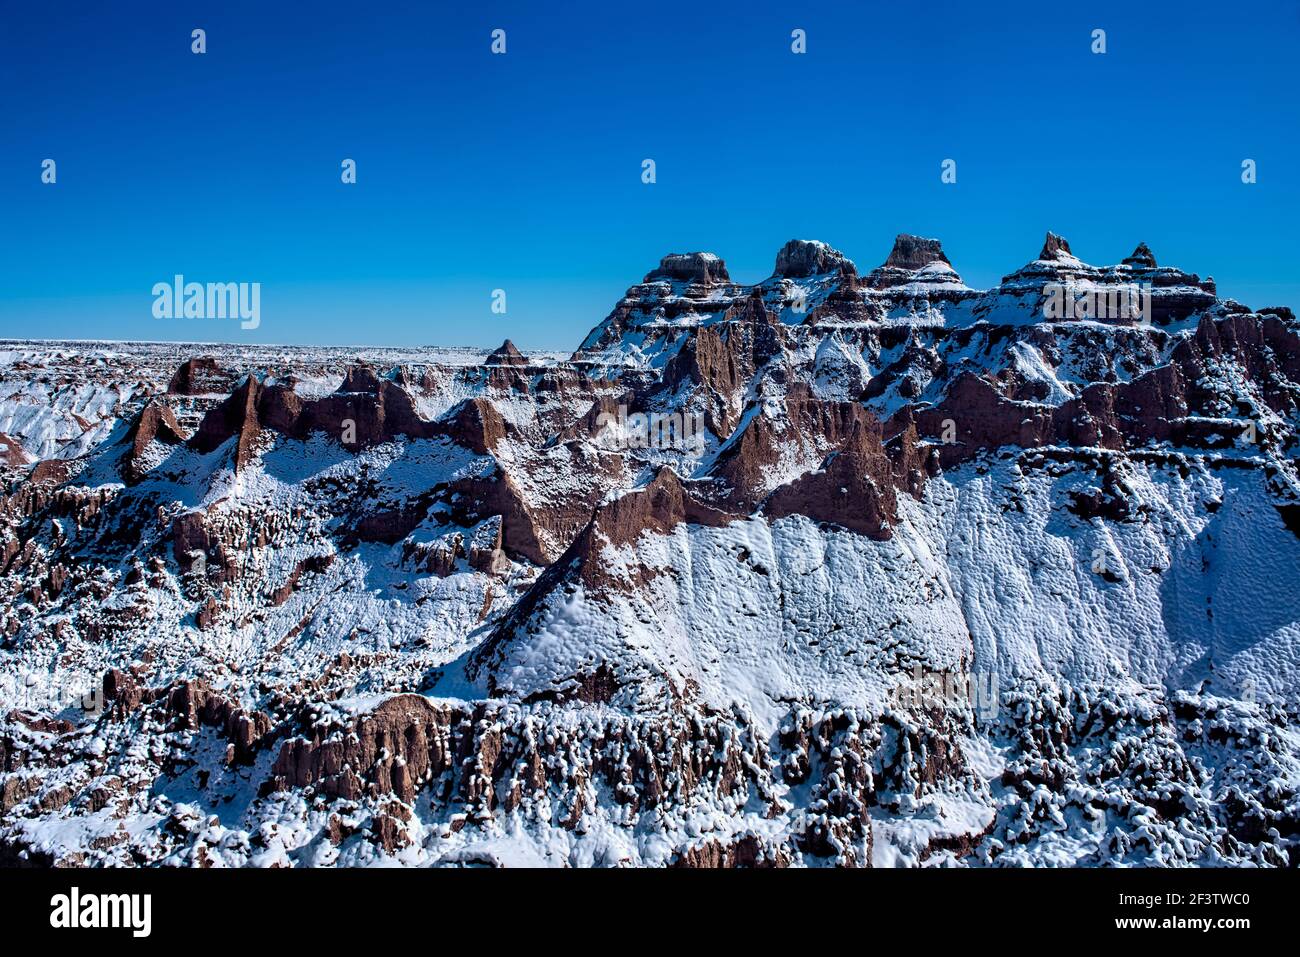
[1,1,1297,350]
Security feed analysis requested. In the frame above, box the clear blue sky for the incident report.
[1,1,1297,350]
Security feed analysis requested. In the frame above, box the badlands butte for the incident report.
[1,232,1298,867]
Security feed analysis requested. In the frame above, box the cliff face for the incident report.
[0,234,1298,867]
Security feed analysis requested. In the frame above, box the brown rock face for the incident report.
[0,433,31,467]
[662,295,782,437]
[807,263,873,324]
[763,440,893,538]
[191,375,263,470]
[120,400,188,484]
[269,554,335,606]
[102,668,143,712]
[272,695,470,803]
[708,383,926,538]
[485,340,528,367]
[305,365,438,447]
[672,835,790,868]
[1039,231,1075,261]
[774,239,855,278]
[130,401,187,453]
[271,692,794,843]
[171,506,249,586]
[589,467,734,551]
[644,252,730,284]
[1174,313,1300,422]
[95,672,274,764]
[447,467,584,567]
[163,679,273,763]
[865,234,962,290]
[907,310,1300,467]
[441,398,507,455]
[493,378,936,590]
[883,234,950,271]
[339,364,382,393]
[915,372,1052,468]
[1123,242,1157,268]
[764,395,925,539]
[190,366,456,467]
[167,357,233,395]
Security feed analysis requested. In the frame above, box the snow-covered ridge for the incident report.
[0,233,1297,868]
[573,233,1237,375]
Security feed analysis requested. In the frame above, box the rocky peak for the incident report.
[120,400,188,484]
[191,374,263,470]
[883,235,951,271]
[486,339,528,366]
[644,252,730,284]
[1122,243,1158,269]
[1038,232,1077,262]
[864,234,963,290]
[998,232,1098,289]
[774,239,856,279]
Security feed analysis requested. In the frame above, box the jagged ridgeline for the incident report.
[1,233,1298,867]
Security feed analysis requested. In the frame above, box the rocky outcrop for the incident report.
[120,400,188,484]
[883,234,951,271]
[774,239,855,279]
[190,365,454,465]
[440,398,507,455]
[671,835,791,868]
[270,694,776,820]
[167,356,235,395]
[264,691,956,866]
[1123,242,1158,269]
[905,310,1300,467]
[763,391,927,538]
[1038,231,1076,261]
[191,375,264,469]
[865,234,961,289]
[706,383,926,537]
[645,252,730,285]
[586,467,734,551]
[95,670,275,764]
[0,434,31,468]
[661,293,783,436]
[485,340,528,367]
